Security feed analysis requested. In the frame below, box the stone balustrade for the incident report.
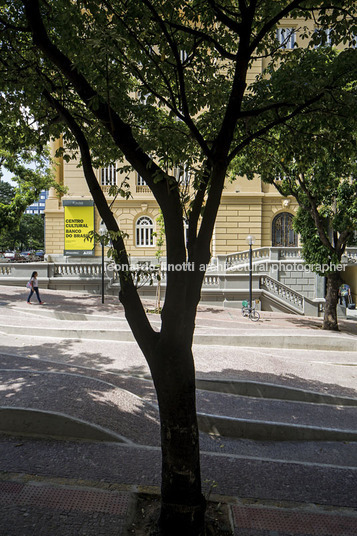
[0,265,12,276]
[1,249,356,317]
[260,275,305,313]
[219,246,357,272]
[54,264,102,277]
[224,247,271,269]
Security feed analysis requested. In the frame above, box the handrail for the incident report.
[260,275,304,313]
[225,247,271,269]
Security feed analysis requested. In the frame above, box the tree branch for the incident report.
[206,0,242,34]
[139,0,211,158]
[228,92,325,163]
[296,173,335,253]
[23,0,180,214]
[0,15,30,32]
[187,165,211,258]
[249,0,306,54]
[163,20,237,61]
[41,88,159,354]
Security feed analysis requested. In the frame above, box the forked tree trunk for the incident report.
[323,272,341,331]
[148,337,206,536]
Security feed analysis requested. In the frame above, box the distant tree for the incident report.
[0,180,15,205]
[1,1,357,533]
[0,214,44,251]
[0,136,56,232]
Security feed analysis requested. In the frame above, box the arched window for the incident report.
[272,213,298,247]
[136,216,154,247]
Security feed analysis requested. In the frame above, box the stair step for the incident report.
[196,390,357,430]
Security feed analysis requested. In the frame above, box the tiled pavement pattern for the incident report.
[1,477,356,536]
[232,504,357,536]
[0,480,131,536]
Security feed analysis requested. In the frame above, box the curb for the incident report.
[0,361,356,444]
[198,413,357,442]
[196,378,357,406]
[0,322,355,351]
[0,407,132,444]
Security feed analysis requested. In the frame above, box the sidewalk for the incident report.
[1,474,356,536]
[0,285,356,535]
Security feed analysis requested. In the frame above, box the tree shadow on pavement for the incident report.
[284,315,357,336]
[0,337,148,372]
[0,348,160,446]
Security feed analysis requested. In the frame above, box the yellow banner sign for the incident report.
[64,203,94,255]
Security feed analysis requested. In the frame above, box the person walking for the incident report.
[27,271,44,304]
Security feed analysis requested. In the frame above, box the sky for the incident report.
[1,168,15,185]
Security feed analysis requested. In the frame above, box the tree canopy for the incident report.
[232,47,357,269]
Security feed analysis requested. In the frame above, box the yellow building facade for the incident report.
[44,145,299,261]
[45,50,299,260]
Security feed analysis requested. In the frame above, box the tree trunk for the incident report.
[148,337,206,536]
[323,272,341,331]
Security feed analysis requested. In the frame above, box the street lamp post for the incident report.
[99,221,107,304]
[246,235,255,310]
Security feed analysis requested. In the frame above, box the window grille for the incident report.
[272,213,298,247]
[173,166,190,185]
[314,28,333,47]
[136,216,154,246]
[101,164,117,186]
[276,28,296,49]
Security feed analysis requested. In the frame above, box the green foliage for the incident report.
[0,130,58,232]
[0,181,15,204]
[0,213,44,251]
[1,3,356,271]
[292,209,340,271]
[155,211,165,261]
[1,1,356,213]
[232,46,357,275]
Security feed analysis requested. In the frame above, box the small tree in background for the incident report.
[232,66,357,330]
[0,134,57,232]
[0,181,15,205]
[0,214,45,252]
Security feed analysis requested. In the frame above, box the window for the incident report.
[276,27,296,49]
[138,91,149,105]
[180,50,188,63]
[314,28,333,47]
[272,213,298,247]
[324,28,333,46]
[173,165,190,185]
[101,164,117,186]
[136,216,154,246]
[137,174,146,186]
[136,173,150,193]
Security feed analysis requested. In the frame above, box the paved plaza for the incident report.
[0,285,356,535]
